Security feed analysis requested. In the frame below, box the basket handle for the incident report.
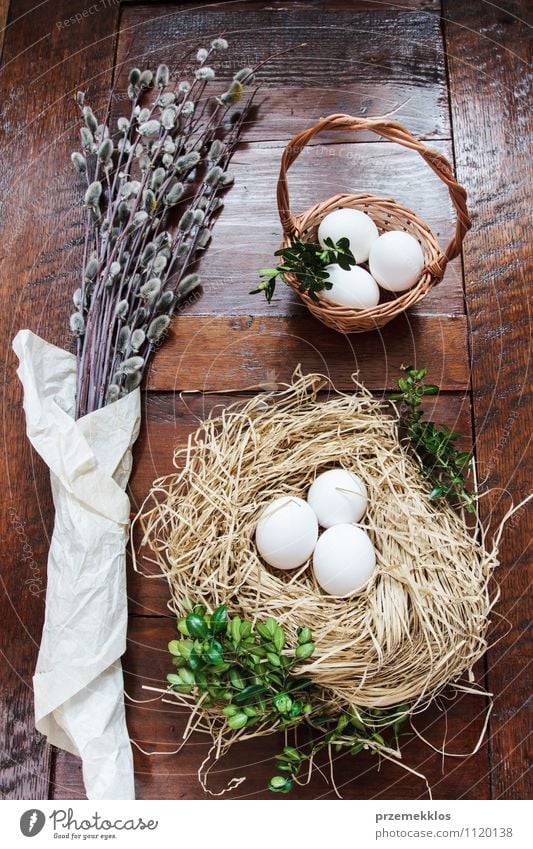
[276,114,471,278]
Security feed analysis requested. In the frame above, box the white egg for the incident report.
[255,495,318,571]
[308,468,368,528]
[368,230,425,292]
[319,264,380,309]
[313,524,376,596]
[318,208,379,263]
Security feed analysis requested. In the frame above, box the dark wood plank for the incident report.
[0,0,121,802]
[53,615,489,800]
[175,140,464,317]
[444,0,532,800]
[127,391,474,616]
[0,0,8,57]
[123,0,442,9]
[117,1,450,142]
[146,314,469,392]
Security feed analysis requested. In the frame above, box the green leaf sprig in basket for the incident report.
[251,236,356,303]
[167,601,409,794]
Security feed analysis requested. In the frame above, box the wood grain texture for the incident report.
[0,0,121,801]
[0,0,8,58]
[443,0,532,800]
[122,0,442,8]
[145,314,469,391]
[117,1,450,142]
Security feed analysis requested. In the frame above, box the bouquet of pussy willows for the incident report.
[13,40,258,800]
[134,368,529,798]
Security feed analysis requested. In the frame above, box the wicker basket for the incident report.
[276,114,471,333]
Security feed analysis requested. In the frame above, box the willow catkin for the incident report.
[134,372,500,711]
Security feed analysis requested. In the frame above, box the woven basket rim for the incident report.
[282,193,442,320]
[275,114,471,332]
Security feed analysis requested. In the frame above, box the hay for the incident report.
[135,371,502,713]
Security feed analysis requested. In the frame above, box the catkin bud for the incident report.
[177,274,200,299]
[164,182,184,206]
[106,384,120,404]
[181,100,195,117]
[178,81,191,94]
[120,355,145,374]
[178,210,195,233]
[147,315,170,343]
[139,119,160,137]
[116,300,129,320]
[139,70,153,89]
[85,257,98,280]
[195,67,215,81]
[176,152,200,173]
[97,138,113,162]
[219,171,234,187]
[158,92,176,108]
[80,127,94,150]
[150,168,166,191]
[84,181,102,208]
[69,312,85,336]
[155,231,172,249]
[211,37,228,51]
[125,371,143,391]
[220,80,243,105]
[129,68,141,85]
[156,291,174,312]
[117,327,131,353]
[73,288,83,309]
[140,277,161,300]
[71,152,87,173]
[117,116,130,133]
[152,253,168,274]
[205,165,223,187]
[197,227,212,249]
[234,67,254,83]
[161,105,178,130]
[133,211,149,228]
[130,328,146,351]
[143,189,157,213]
[156,63,170,87]
[196,48,208,63]
[83,106,98,134]
[141,242,156,266]
[193,209,205,226]
[208,139,224,163]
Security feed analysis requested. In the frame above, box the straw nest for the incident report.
[136,372,500,712]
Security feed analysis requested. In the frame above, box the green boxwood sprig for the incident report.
[390,366,477,512]
[167,602,411,795]
[251,236,356,303]
[167,602,316,735]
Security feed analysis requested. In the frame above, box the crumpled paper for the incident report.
[13,329,140,800]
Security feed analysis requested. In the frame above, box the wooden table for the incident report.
[0,0,530,801]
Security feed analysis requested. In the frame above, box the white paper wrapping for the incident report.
[13,329,140,800]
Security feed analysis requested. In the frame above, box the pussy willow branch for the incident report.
[71,41,257,418]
